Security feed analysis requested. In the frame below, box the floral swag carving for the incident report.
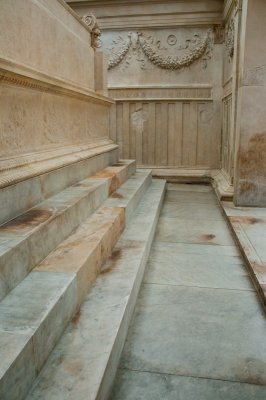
[225,19,235,60]
[107,30,213,71]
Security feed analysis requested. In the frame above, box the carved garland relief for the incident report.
[225,19,235,60]
[107,29,213,71]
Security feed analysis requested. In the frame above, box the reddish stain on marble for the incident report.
[111,192,124,199]
[71,310,81,325]
[0,208,53,232]
[201,234,216,241]
[230,216,264,225]
[101,249,122,274]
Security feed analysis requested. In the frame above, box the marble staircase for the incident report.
[0,159,166,400]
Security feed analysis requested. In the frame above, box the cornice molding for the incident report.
[68,0,222,6]
[0,58,114,105]
[68,0,223,29]
[90,15,223,30]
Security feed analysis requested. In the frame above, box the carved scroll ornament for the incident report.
[107,30,212,71]
[82,13,101,49]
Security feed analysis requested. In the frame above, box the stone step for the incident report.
[0,142,119,226]
[0,161,135,302]
[92,160,136,195]
[25,179,166,400]
[104,169,152,222]
[0,168,151,400]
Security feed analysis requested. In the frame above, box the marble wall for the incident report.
[70,0,224,172]
[0,0,114,187]
[234,0,266,206]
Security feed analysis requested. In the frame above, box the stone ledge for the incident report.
[149,167,215,183]
[0,140,118,189]
[0,58,114,106]
[221,201,266,308]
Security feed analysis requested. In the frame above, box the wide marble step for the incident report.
[0,168,151,400]
[0,143,120,226]
[0,161,135,302]
[26,179,166,400]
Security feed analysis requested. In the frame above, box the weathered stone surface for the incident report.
[36,207,125,307]
[0,168,158,400]
[222,201,266,305]
[25,180,166,400]
[0,271,77,400]
[110,369,266,400]
[111,183,266,400]
[0,178,108,301]
[104,169,152,222]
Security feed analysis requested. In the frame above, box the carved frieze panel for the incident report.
[107,29,213,71]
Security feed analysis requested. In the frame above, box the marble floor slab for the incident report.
[161,201,224,220]
[120,283,266,385]
[111,369,266,400]
[111,184,266,399]
[144,243,253,290]
[167,183,212,193]
[156,216,235,245]
[153,241,240,257]
[165,190,218,204]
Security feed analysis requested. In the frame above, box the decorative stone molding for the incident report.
[82,13,102,48]
[109,86,212,101]
[225,19,235,59]
[0,61,114,106]
[107,29,213,71]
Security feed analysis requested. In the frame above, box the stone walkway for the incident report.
[110,184,266,400]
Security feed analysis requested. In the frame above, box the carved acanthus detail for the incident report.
[82,13,101,49]
[225,19,235,60]
[107,30,213,71]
